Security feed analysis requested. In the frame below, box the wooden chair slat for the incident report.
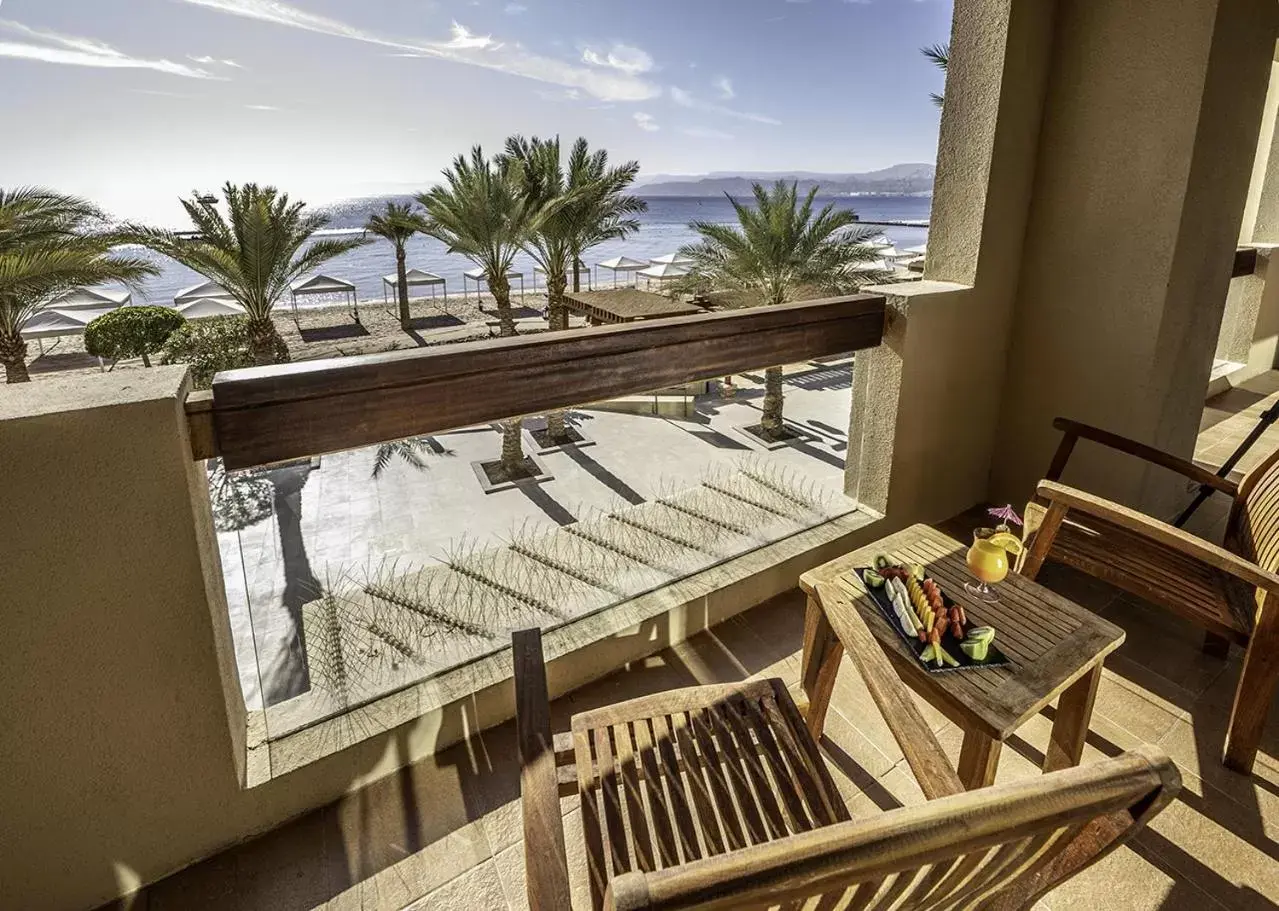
[768,680,853,823]
[595,725,632,879]
[756,695,833,828]
[575,726,610,911]
[702,705,771,845]
[740,697,814,833]
[670,711,728,857]
[843,877,887,911]
[615,722,657,873]
[688,708,749,852]
[1034,511,1252,640]
[650,714,702,864]
[720,698,790,839]
[929,837,1039,911]
[911,849,994,911]
[632,717,680,869]
[865,868,921,910]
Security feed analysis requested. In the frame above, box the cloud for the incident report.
[174,0,660,101]
[443,22,500,51]
[713,75,734,99]
[534,87,581,102]
[682,126,734,140]
[633,112,659,132]
[189,54,242,67]
[245,103,280,110]
[582,43,654,76]
[670,86,780,125]
[504,2,528,12]
[0,19,218,78]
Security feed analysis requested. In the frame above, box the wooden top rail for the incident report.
[189,294,886,468]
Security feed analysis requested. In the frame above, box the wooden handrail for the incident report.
[193,295,886,468]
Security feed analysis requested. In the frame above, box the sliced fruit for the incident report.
[960,639,990,661]
[938,646,960,668]
[920,643,935,662]
[874,554,893,570]
[910,563,926,581]
[864,569,885,588]
[967,626,996,643]
[987,531,1025,556]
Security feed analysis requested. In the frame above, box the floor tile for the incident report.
[401,859,509,911]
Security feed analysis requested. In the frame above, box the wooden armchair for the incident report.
[1022,416,1279,774]
[513,580,1180,910]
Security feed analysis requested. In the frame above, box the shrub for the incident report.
[84,306,186,368]
[160,316,258,389]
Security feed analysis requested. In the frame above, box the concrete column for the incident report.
[991,0,1279,513]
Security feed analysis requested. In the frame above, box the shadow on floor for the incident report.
[516,480,577,526]
[561,445,646,505]
[29,350,103,374]
[404,314,465,332]
[298,323,370,343]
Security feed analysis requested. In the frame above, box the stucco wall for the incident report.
[991,0,1278,513]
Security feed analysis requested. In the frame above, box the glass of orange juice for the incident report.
[964,527,1023,603]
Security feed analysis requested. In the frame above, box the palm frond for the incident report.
[922,43,949,108]
[680,180,888,308]
[0,188,161,338]
[131,184,368,324]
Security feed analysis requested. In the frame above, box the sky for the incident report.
[0,0,953,225]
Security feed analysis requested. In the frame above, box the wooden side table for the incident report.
[798,523,1126,790]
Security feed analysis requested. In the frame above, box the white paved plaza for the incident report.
[217,359,856,715]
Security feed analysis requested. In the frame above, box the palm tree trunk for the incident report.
[248,316,290,366]
[501,419,525,474]
[571,252,583,293]
[761,366,786,439]
[396,246,411,328]
[0,331,31,383]
[141,351,152,368]
[491,272,517,337]
[545,264,572,442]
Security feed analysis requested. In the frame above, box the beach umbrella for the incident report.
[650,253,695,268]
[596,256,648,288]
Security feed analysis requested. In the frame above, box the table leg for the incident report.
[1043,663,1103,773]
[957,731,1002,790]
[800,594,844,740]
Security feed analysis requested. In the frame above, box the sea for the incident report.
[129,194,932,308]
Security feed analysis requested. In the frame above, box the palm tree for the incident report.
[564,141,646,293]
[680,181,890,442]
[0,188,157,383]
[365,201,420,329]
[922,43,949,108]
[133,183,369,366]
[417,147,558,475]
[502,135,644,443]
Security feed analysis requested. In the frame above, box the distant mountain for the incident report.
[635,163,935,197]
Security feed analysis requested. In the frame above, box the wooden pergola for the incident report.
[563,289,703,326]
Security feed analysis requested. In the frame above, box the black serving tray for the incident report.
[854,568,1010,673]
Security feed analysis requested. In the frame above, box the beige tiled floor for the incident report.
[111,565,1279,911]
[109,385,1279,910]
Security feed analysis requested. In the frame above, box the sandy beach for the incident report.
[24,289,563,381]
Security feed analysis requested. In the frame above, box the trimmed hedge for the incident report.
[160,316,255,389]
[84,306,186,367]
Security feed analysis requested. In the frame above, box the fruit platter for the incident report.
[849,555,1009,673]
